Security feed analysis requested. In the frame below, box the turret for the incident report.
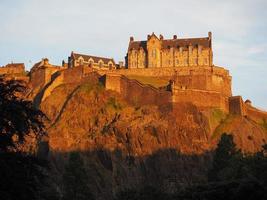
[130,36,134,42]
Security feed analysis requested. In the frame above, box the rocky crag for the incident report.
[34,73,267,199]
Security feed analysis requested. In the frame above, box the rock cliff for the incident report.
[37,78,267,199]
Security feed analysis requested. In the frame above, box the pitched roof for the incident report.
[162,37,211,49]
[128,37,211,51]
[128,41,147,51]
[72,52,115,64]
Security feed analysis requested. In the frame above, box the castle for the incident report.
[126,32,212,68]
[1,32,266,123]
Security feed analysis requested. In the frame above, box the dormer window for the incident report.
[98,60,104,68]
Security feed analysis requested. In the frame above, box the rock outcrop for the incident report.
[37,77,267,199]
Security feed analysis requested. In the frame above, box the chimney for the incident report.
[130,36,134,42]
[147,34,151,40]
[159,34,164,40]
[173,35,177,39]
[208,32,212,40]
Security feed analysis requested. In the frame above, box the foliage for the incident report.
[0,78,46,151]
[0,78,53,200]
[0,152,49,200]
[209,133,242,181]
[106,97,122,110]
[62,152,94,200]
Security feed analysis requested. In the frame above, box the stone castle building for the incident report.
[68,52,116,70]
[0,63,25,75]
[126,32,212,68]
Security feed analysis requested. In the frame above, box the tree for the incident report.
[63,152,94,200]
[0,78,51,200]
[209,133,242,181]
[0,78,46,151]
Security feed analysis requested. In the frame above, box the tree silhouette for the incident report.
[0,78,46,151]
[63,152,94,200]
[209,133,242,181]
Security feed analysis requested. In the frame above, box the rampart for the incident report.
[0,63,25,75]
[105,74,172,106]
[172,89,229,111]
[229,96,267,123]
[102,65,230,78]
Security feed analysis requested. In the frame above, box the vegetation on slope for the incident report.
[126,75,170,88]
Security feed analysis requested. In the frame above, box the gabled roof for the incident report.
[128,36,211,51]
[162,37,211,49]
[72,52,115,65]
[128,41,147,51]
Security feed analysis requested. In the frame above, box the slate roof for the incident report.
[128,37,211,51]
[72,52,115,65]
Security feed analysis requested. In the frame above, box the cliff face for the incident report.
[39,79,267,199]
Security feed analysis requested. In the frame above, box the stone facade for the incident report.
[0,63,25,75]
[68,52,116,70]
[30,58,66,90]
[126,32,212,69]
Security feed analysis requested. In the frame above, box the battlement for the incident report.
[0,63,25,75]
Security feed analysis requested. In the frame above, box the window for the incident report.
[176,59,179,65]
[152,49,157,58]
[184,58,188,65]
[204,58,208,65]
[194,58,198,65]
[179,47,183,54]
[99,60,103,68]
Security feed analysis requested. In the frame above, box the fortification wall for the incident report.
[102,65,230,77]
[30,68,47,89]
[229,96,246,116]
[62,66,84,83]
[0,64,25,75]
[245,105,267,123]
[172,89,229,111]
[105,74,172,106]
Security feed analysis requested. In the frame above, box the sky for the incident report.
[0,0,266,109]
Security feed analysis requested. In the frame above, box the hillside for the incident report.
[38,78,267,199]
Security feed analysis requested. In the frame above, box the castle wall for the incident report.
[30,68,47,89]
[0,64,25,75]
[229,96,246,116]
[61,66,84,83]
[105,74,172,106]
[245,105,267,123]
[172,89,229,112]
[104,66,230,78]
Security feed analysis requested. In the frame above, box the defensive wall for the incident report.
[0,63,25,75]
[37,66,99,103]
[105,73,172,106]
[229,96,267,123]
[101,65,230,78]
[172,89,229,112]
[29,63,267,122]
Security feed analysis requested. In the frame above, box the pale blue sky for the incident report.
[0,0,266,109]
